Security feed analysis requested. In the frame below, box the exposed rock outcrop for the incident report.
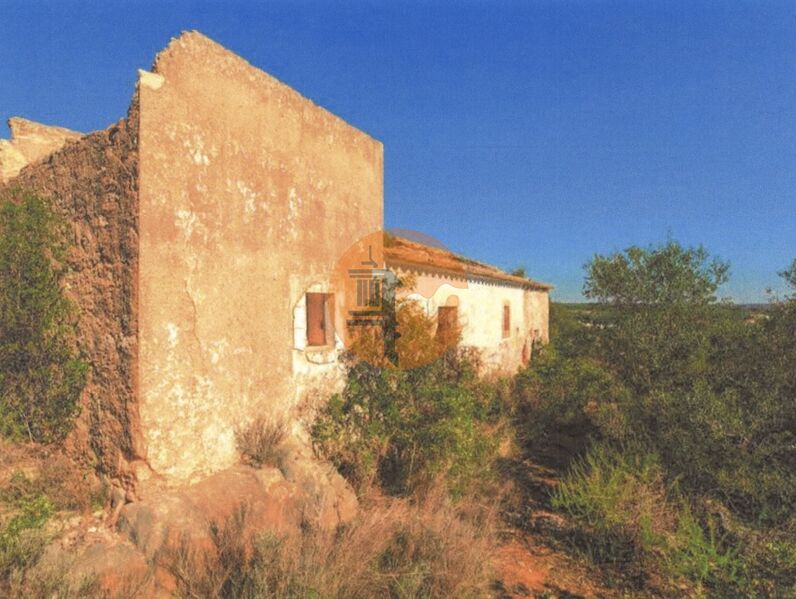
[117,458,357,560]
[34,452,357,597]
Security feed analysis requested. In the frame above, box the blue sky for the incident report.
[2,1,794,302]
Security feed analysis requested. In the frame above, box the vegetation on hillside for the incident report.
[0,441,106,597]
[518,241,795,596]
[159,489,498,599]
[0,190,98,596]
[313,348,503,498]
[1,187,792,599]
[310,241,794,596]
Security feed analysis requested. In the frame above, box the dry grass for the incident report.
[159,486,499,599]
[0,449,105,514]
[7,564,100,599]
[235,417,287,469]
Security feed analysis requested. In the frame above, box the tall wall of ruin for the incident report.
[136,32,383,482]
[2,107,143,491]
[0,118,83,184]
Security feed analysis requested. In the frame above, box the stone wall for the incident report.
[2,104,143,492]
[136,32,383,482]
[1,29,545,489]
[0,118,83,184]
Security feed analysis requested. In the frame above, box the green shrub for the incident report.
[583,241,730,395]
[575,243,796,528]
[313,351,500,497]
[553,444,745,594]
[666,508,743,594]
[0,493,53,592]
[515,346,629,455]
[552,444,670,570]
[547,303,601,360]
[0,190,87,443]
[631,383,795,527]
[529,248,796,593]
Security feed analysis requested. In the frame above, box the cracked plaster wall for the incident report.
[137,32,383,482]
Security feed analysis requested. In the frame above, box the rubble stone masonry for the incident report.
[2,103,142,491]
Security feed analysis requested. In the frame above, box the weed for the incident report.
[236,417,287,469]
[0,493,53,594]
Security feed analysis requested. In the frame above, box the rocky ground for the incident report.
[3,437,655,598]
[0,438,358,597]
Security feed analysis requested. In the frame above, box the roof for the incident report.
[384,235,553,291]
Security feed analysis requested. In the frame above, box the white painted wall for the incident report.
[402,270,549,374]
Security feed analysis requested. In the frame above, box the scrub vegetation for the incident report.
[516,243,795,596]
[0,186,791,597]
[0,190,87,443]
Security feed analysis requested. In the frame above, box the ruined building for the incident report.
[0,32,550,492]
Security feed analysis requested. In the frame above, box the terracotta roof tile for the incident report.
[384,235,553,290]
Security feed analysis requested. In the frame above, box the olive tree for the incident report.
[583,240,729,394]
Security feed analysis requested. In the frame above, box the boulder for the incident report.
[118,461,357,559]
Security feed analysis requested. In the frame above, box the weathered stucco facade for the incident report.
[136,33,383,481]
[0,31,549,491]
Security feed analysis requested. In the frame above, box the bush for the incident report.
[521,247,796,594]
[552,445,671,570]
[236,416,287,469]
[629,383,795,527]
[0,190,87,443]
[514,346,629,457]
[573,243,795,527]
[583,240,730,396]
[666,508,743,594]
[517,337,794,524]
[546,303,600,360]
[0,493,53,594]
[313,350,500,497]
[553,444,744,594]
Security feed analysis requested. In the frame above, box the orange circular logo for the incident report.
[331,229,469,369]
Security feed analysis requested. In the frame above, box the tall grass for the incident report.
[235,416,287,469]
[159,487,498,599]
[552,443,744,594]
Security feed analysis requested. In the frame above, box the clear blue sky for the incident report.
[2,1,794,302]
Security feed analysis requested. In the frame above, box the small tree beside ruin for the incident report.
[0,189,86,443]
